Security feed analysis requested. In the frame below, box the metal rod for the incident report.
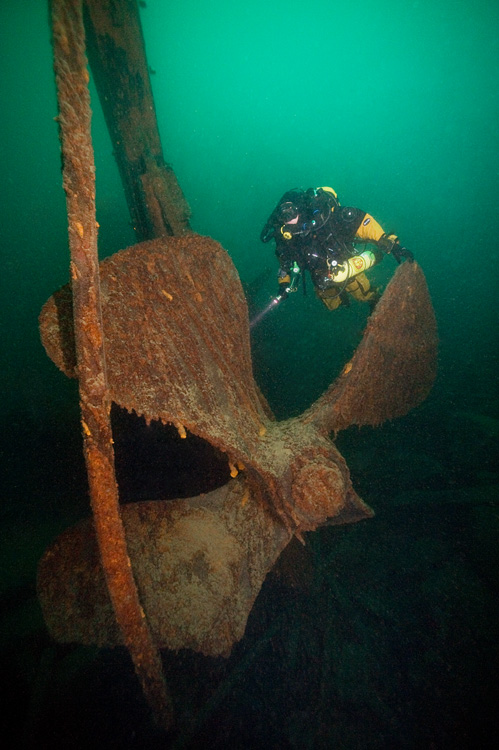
[49,0,173,730]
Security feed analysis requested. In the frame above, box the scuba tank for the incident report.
[328,249,377,283]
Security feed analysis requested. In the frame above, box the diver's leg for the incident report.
[316,286,347,310]
[345,273,381,311]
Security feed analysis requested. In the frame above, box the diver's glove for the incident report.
[379,233,414,263]
[392,244,414,264]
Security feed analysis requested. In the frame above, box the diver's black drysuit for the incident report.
[261,186,412,310]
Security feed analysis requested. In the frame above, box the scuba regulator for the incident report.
[278,261,301,299]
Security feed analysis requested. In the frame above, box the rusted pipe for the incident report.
[49,0,172,730]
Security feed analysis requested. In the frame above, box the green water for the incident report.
[1,0,498,419]
[0,1,498,747]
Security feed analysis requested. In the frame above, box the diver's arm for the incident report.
[353,212,386,244]
[275,241,294,294]
[354,212,413,263]
[275,240,293,276]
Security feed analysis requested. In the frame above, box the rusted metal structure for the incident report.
[43,0,438,734]
[39,239,437,656]
[83,0,191,240]
[49,0,172,729]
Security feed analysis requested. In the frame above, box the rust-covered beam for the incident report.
[83,0,191,240]
[49,0,172,730]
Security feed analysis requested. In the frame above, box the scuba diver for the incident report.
[260,186,413,312]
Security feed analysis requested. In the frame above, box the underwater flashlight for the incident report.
[250,295,283,329]
[250,263,301,330]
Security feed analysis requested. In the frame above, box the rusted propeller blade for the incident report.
[38,478,292,657]
[37,460,374,657]
[303,261,438,434]
[39,235,269,462]
[38,238,437,656]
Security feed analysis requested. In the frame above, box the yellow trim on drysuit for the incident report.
[318,272,377,310]
[354,213,385,243]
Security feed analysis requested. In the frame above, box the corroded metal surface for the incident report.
[39,235,437,656]
[305,261,438,433]
[38,478,291,656]
[40,235,268,461]
[84,0,191,239]
[50,0,172,729]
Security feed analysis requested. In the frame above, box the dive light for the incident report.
[250,262,301,329]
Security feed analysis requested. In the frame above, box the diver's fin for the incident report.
[303,262,438,433]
